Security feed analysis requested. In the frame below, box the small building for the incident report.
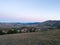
[2,30,7,34]
[21,28,28,33]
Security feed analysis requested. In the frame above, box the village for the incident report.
[0,27,41,35]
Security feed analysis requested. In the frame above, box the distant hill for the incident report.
[0,22,40,28]
[37,20,60,29]
[0,20,60,29]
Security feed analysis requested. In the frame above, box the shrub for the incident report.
[7,30,17,34]
[0,30,4,35]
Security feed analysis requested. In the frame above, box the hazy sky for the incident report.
[0,0,60,22]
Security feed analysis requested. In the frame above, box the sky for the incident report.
[0,0,60,22]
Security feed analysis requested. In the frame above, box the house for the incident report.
[2,30,7,34]
[21,28,28,33]
[17,30,20,32]
[35,28,41,32]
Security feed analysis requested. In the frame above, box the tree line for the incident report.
[0,27,39,35]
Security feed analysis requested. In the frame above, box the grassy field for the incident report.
[0,29,60,45]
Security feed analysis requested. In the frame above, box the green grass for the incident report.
[0,29,60,45]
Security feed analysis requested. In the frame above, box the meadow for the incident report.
[0,29,60,45]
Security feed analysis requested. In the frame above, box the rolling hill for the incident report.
[0,20,60,30]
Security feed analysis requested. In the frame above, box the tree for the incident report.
[7,30,17,34]
[0,30,4,35]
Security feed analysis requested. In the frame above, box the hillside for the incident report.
[0,29,60,45]
[0,20,60,29]
[0,22,40,28]
[37,20,60,29]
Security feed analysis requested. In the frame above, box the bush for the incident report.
[0,30,4,35]
[7,30,17,34]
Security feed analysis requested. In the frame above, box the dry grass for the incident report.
[0,29,60,45]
